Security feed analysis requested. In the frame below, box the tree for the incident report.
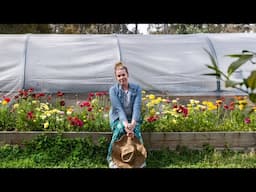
[148,24,256,34]
[0,24,51,33]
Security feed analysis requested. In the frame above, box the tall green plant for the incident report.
[204,49,256,104]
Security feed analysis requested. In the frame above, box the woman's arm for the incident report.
[132,85,142,123]
[109,86,128,124]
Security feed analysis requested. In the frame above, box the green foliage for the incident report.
[227,54,253,77]
[149,24,254,35]
[1,135,256,168]
[146,145,256,168]
[0,144,21,160]
[0,24,52,34]
[204,48,227,79]
[22,134,108,166]
[0,104,16,130]
[204,49,256,105]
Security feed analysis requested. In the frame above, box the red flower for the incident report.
[27,111,34,120]
[60,100,65,106]
[68,116,84,127]
[57,91,64,97]
[88,92,94,97]
[147,115,158,123]
[3,97,11,103]
[80,101,90,107]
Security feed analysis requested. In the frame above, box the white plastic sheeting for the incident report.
[0,35,27,94]
[117,34,217,95]
[25,35,119,93]
[0,33,255,96]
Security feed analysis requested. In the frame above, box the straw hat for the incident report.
[112,134,147,168]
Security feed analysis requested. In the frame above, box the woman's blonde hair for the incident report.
[114,61,129,75]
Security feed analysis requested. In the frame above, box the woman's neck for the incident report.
[122,84,129,91]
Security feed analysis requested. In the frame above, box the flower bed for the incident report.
[1,89,255,132]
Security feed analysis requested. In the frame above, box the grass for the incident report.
[0,135,256,168]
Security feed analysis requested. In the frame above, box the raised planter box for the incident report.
[1,131,256,151]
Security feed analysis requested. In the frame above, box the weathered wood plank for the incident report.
[1,131,256,151]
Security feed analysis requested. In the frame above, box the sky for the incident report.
[127,24,149,34]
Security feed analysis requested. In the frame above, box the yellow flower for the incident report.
[238,100,247,105]
[150,109,156,116]
[239,105,244,110]
[13,103,19,109]
[45,111,51,117]
[40,103,49,111]
[67,107,73,115]
[2,100,7,105]
[157,97,162,102]
[152,99,160,105]
[146,102,154,108]
[203,101,217,110]
[149,94,155,100]
[40,114,47,120]
[44,121,49,128]
[91,98,99,106]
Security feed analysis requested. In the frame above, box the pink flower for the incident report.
[244,117,251,124]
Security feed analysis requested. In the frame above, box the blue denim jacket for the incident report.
[109,82,142,124]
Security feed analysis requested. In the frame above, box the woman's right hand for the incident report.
[124,121,134,137]
[126,124,135,137]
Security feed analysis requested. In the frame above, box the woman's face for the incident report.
[115,68,128,87]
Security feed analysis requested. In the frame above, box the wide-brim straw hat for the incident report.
[112,134,147,168]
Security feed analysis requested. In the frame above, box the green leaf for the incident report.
[206,64,218,70]
[245,70,256,91]
[225,80,243,88]
[249,93,256,103]
[227,53,252,58]
[204,49,222,78]
[204,48,218,69]
[243,78,249,89]
[227,54,253,76]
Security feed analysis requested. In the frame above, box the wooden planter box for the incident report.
[1,131,256,151]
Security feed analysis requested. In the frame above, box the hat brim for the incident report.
[112,135,147,168]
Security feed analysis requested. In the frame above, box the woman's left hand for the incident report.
[128,123,135,131]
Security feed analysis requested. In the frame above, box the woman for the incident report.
[107,61,145,168]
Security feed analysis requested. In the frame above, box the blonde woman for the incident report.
[107,61,146,168]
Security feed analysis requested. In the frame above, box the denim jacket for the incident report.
[109,82,142,124]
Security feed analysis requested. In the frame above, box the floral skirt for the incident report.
[106,120,143,164]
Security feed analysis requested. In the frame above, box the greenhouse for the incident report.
[1,33,256,96]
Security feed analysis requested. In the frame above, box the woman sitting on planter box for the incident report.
[107,61,146,168]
